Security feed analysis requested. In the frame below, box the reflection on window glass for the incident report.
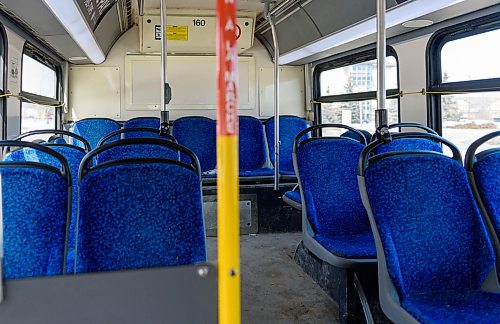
[319,56,398,96]
[21,102,55,140]
[22,55,57,98]
[441,29,500,83]
[441,92,500,153]
[321,99,398,136]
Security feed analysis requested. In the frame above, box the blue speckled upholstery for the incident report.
[123,118,161,138]
[403,291,500,323]
[284,190,301,204]
[374,138,442,155]
[5,146,85,273]
[172,117,216,173]
[265,116,309,175]
[72,119,121,149]
[365,153,497,322]
[1,166,68,279]
[473,152,500,238]
[297,138,375,258]
[239,116,274,177]
[340,130,371,143]
[53,137,67,144]
[96,144,180,164]
[77,162,206,273]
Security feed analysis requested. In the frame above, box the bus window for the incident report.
[428,17,500,153]
[315,48,399,135]
[21,47,59,138]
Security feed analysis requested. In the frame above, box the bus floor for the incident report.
[207,233,339,323]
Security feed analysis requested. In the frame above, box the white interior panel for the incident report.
[393,35,431,125]
[69,66,121,120]
[125,55,255,111]
[141,15,254,53]
[259,67,305,117]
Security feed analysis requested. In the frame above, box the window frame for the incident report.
[426,13,500,134]
[313,46,401,125]
[0,23,7,139]
[20,43,63,132]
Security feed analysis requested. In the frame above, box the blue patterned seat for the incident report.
[172,117,216,174]
[96,140,180,164]
[359,133,500,323]
[294,125,376,265]
[123,117,161,138]
[340,129,371,143]
[282,189,301,210]
[375,137,442,154]
[466,131,500,239]
[72,118,121,150]
[76,139,206,273]
[10,130,91,273]
[239,116,274,177]
[371,123,442,155]
[1,141,71,280]
[264,116,309,176]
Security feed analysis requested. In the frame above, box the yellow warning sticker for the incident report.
[166,25,188,41]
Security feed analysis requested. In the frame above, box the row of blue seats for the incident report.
[293,125,500,322]
[70,116,310,178]
[282,123,442,209]
[1,136,206,279]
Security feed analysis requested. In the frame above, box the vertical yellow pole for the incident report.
[216,0,240,323]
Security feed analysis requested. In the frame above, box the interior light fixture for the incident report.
[42,0,106,64]
[278,0,464,65]
[402,19,434,28]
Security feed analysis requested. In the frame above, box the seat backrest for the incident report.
[72,118,121,149]
[123,118,161,138]
[466,131,500,238]
[12,130,91,272]
[374,137,443,155]
[371,123,441,154]
[76,140,205,273]
[239,116,268,171]
[264,116,309,175]
[295,125,370,237]
[96,139,180,164]
[0,141,71,280]
[98,127,176,146]
[360,135,495,297]
[172,117,216,172]
[340,129,372,143]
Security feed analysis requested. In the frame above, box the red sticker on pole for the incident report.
[217,0,238,136]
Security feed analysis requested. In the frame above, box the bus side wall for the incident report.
[5,27,24,138]
[392,35,432,126]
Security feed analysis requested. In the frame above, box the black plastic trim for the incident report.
[358,133,462,176]
[80,138,201,180]
[98,127,176,147]
[15,129,91,152]
[464,130,500,171]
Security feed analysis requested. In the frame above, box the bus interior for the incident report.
[0,0,499,323]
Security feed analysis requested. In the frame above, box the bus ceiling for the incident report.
[0,0,498,65]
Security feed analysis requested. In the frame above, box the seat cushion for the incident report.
[239,167,275,177]
[403,290,500,323]
[314,232,376,259]
[284,190,301,204]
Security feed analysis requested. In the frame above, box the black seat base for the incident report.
[294,241,390,324]
[202,184,301,234]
